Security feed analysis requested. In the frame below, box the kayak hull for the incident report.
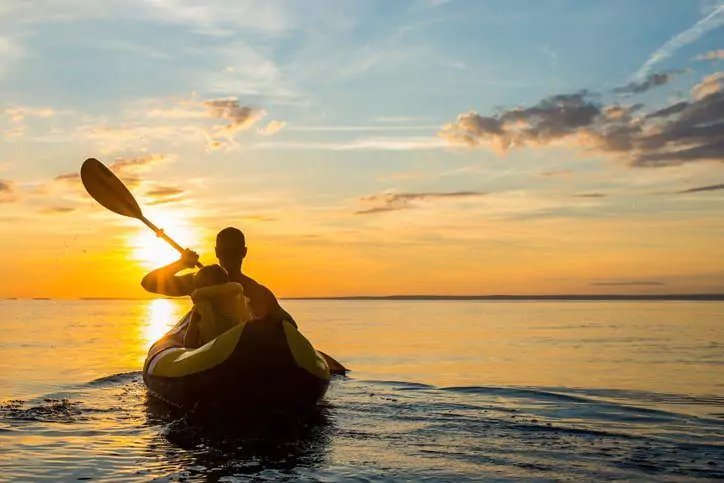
[142,311,331,411]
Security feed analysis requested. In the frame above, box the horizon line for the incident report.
[3,293,724,301]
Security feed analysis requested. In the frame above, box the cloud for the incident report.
[691,72,724,100]
[82,97,272,152]
[426,0,453,7]
[83,123,203,153]
[573,193,607,198]
[109,154,168,173]
[0,179,18,203]
[0,36,24,77]
[613,71,680,95]
[40,206,76,214]
[0,1,296,37]
[633,4,724,80]
[695,49,724,61]
[287,124,438,132]
[54,172,80,183]
[53,154,168,192]
[257,120,286,136]
[3,106,55,122]
[355,206,400,215]
[540,170,573,177]
[1,105,56,138]
[355,190,486,215]
[440,70,724,168]
[95,39,171,60]
[204,99,266,134]
[590,280,665,287]
[256,136,448,151]
[375,116,431,123]
[439,92,602,152]
[675,183,724,194]
[146,186,184,197]
[145,185,185,205]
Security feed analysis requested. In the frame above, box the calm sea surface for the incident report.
[0,299,723,481]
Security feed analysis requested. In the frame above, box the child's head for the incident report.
[193,264,229,289]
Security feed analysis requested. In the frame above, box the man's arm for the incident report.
[140,249,198,297]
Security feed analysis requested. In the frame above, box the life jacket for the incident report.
[186,282,254,347]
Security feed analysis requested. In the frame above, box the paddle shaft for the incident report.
[139,215,204,269]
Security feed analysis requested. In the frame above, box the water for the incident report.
[1,299,723,482]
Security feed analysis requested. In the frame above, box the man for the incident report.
[141,226,295,326]
[142,226,348,373]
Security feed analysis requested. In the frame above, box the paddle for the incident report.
[81,157,349,375]
[80,157,203,268]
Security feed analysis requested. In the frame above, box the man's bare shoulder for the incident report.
[239,274,279,302]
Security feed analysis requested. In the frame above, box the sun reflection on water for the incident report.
[142,299,187,351]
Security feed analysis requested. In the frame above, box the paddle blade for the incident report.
[320,351,349,375]
[81,158,143,219]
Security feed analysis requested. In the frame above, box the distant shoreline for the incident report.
[3,294,724,301]
[284,294,724,301]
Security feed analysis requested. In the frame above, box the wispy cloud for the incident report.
[633,3,724,80]
[2,1,295,37]
[426,0,453,7]
[1,105,57,138]
[613,71,682,95]
[540,170,574,177]
[82,123,202,153]
[79,96,273,152]
[145,185,185,205]
[286,124,438,132]
[3,106,55,122]
[377,171,427,182]
[675,183,724,194]
[204,99,266,133]
[355,190,485,215]
[375,116,432,124]
[40,206,76,214]
[0,36,24,77]
[146,186,184,197]
[201,41,299,101]
[110,154,169,173]
[691,72,724,100]
[53,154,169,192]
[573,193,607,198]
[257,120,286,136]
[94,39,171,60]
[256,136,448,151]
[695,49,724,61]
[0,179,18,203]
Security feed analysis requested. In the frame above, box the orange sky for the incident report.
[1,2,723,298]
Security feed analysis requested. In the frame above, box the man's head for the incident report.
[215,227,247,271]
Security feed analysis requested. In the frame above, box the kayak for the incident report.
[142,310,332,411]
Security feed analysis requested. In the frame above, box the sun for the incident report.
[127,207,203,270]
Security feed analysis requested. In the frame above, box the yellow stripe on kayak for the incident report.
[149,322,247,378]
[282,321,330,380]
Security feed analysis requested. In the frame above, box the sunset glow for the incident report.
[0,1,722,298]
[128,208,203,270]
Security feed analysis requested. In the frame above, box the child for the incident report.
[183,264,253,348]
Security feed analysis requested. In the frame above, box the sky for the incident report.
[0,0,723,298]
